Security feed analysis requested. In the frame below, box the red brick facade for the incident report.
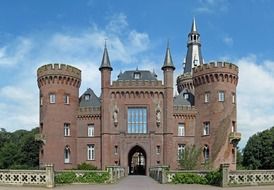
[37,24,240,173]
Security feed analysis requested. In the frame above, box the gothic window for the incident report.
[64,94,70,104]
[127,107,147,134]
[177,144,185,160]
[87,124,94,137]
[49,93,56,104]
[203,122,210,136]
[218,91,225,102]
[87,144,95,160]
[203,145,209,162]
[204,92,210,103]
[178,123,185,136]
[64,146,71,163]
[64,123,70,137]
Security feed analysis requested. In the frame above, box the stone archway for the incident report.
[128,145,146,175]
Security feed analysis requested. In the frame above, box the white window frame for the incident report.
[204,92,209,103]
[64,146,70,163]
[184,93,189,99]
[177,144,185,160]
[203,145,209,162]
[64,123,71,137]
[85,94,90,101]
[218,91,225,102]
[178,123,185,136]
[87,144,95,160]
[64,94,70,104]
[203,122,210,136]
[134,73,140,79]
[49,93,56,104]
[87,124,94,137]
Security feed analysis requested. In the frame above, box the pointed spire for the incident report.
[162,41,175,70]
[191,17,197,32]
[99,41,112,71]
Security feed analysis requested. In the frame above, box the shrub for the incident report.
[171,173,207,184]
[205,170,222,186]
[77,172,109,183]
[55,172,76,184]
[76,162,97,170]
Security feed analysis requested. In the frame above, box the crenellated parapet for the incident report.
[37,63,81,88]
[176,72,194,93]
[193,61,238,87]
[173,105,197,119]
[77,107,101,120]
[112,80,163,87]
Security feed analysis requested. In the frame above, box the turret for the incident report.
[37,63,81,170]
[161,44,175,165]
[99,44,113,169]
[193,61,240,170]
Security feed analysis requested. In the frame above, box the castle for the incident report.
[37,19,241,174]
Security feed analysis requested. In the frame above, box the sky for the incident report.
[0,0,274,149]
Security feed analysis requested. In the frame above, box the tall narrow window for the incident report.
[232,121,236,132]
[127,107,147,133]
[114,145,118,155]
[64,146,70,163]
[87,124,94,137]
[204,92,209,103]
[49,93,56,104]
[64,94,70,104]
[218,91,225,102]
[203,145,209,162]
[232,93,236,104]
[64,123,71,136]
[203,122,210,136]
[178,123,185,136]
[87,144,95,160]
[177,144,185,159]
[40,96,43,106]
[156,145,160,155]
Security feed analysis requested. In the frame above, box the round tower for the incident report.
[37,63,81,170]
[193,61,240,170]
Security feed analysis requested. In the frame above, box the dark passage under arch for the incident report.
[128,145,146,175]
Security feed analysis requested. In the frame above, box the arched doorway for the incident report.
[128,145,146,175]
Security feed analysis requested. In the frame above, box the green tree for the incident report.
[179,145,201,170]
[242,126,274,169]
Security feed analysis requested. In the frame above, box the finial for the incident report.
[136,66,139,71]
[191,17,197,32]
[167,39,170,49]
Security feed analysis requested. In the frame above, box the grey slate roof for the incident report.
[99,46,112,71]
[79,88,101,107]
[173,92,191,106]
[117,70,158,81]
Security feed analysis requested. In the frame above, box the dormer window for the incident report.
[85,94,90,101]
[184,93,189,99]
[134,72,141,79]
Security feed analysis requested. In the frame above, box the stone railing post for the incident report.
[161,166,169,184]
[221,163,230,187]
[106,167,114,183]
[45,164,54,188]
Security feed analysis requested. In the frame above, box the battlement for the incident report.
[193,61,238,73]
[37,63,81,79]
[112,80,163,88]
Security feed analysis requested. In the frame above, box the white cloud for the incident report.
[0,12,155,132]
[236,55,274,148]
[223,36,233,46]
[195,0,229,14]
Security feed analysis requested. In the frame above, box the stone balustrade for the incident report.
[0,164,54,188]
[106,166,125,183]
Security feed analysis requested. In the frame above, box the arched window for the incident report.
[203,145,209,162]
[64,145,71,163]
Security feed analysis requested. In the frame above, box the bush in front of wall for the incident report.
[171,173,208,184]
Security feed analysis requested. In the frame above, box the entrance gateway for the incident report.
[128,145,146,175]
